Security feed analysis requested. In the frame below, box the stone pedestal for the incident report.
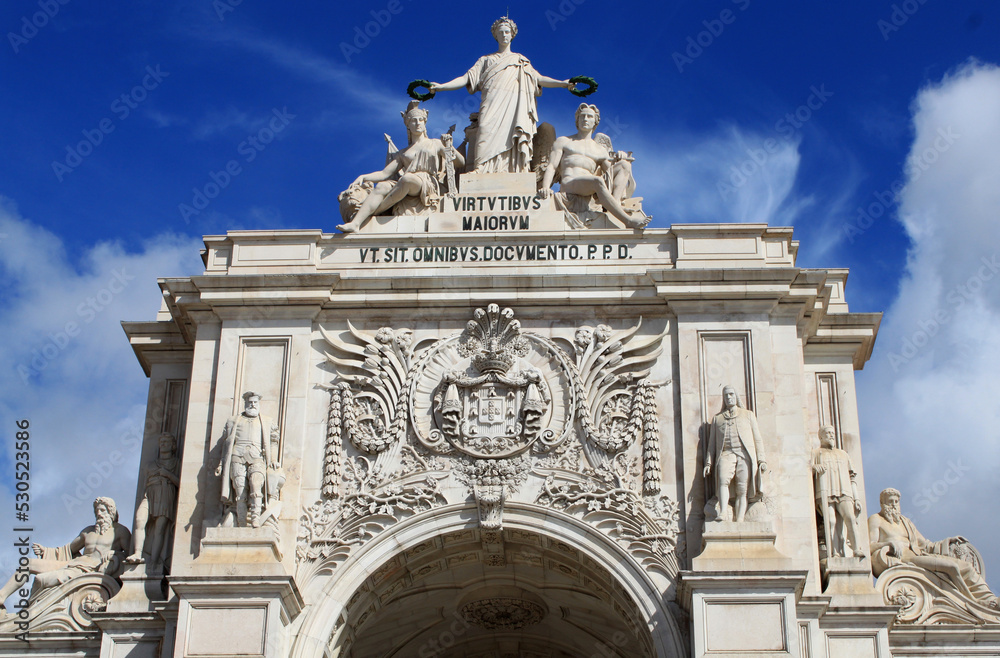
[198,527,284,570]
[105,564,166,614]
[167,527,302,658]
[170,576,302,658]
[679,571,808,658]
[693,521,792,571]
[821,556,880,602]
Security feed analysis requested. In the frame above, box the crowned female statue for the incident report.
[428,17,577,174]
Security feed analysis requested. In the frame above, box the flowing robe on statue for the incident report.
[391,142,444,215]
[871,513,996,603]
[465,51,541,173]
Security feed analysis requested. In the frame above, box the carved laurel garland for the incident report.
[640,382,662,495]
[323,384,345,499]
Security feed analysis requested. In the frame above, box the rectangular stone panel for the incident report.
[235,242,313,263]
[827,635,878,657]
[815,372,841,447]
[186,605,267,656]
[683,236,758,255]
[112,640,161,658]
[699,331,754,422]
[705,601,786,652]
[162,378,188,443]
[234,337,290,458]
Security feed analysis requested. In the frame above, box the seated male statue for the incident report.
[539,103,650,229]
[869,487,998,607]
[0,497,131,615]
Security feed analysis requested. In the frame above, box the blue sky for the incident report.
[1,1,999,593]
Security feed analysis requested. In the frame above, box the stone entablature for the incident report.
[200,224,797,276]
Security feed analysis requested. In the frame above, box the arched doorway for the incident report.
[290,504,686,658]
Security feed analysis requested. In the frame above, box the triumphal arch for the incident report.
[4,17,1000,658]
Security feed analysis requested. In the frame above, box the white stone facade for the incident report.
[2,215,998,657]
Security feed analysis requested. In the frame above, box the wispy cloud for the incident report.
[198,29,402,126]
[628,125,802,227]
[191,106,261,139]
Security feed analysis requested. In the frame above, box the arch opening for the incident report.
[291,505,685,658]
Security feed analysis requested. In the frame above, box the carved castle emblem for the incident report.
[433,306,553,459]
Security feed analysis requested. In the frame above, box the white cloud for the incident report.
[858,60,1000,590]
[0,199,203,588]
[630,125,802,227]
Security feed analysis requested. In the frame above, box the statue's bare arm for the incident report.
[353,159,400,187]
[538,138,568,198]
[537,74,574,90]
[428,75,469,93]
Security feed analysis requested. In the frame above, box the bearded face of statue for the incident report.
[819,426,836,449]
[881,492,902,524]
[95,504,114,534]
[244,395,261,418]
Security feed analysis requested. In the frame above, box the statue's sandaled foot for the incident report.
[337,222,358,234]
[125,553,145,564]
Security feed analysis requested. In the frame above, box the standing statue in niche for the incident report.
[812,426,865,558]
[703,386,767,523]
[337,101,463,233]
[427,17,577,173]
[539,103,651,229]
[869,488,998,607]
[215,391,281,528]
[127,432,180,572]
[0,497,130,614]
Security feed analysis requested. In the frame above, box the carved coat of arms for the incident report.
[433,306,553,459]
